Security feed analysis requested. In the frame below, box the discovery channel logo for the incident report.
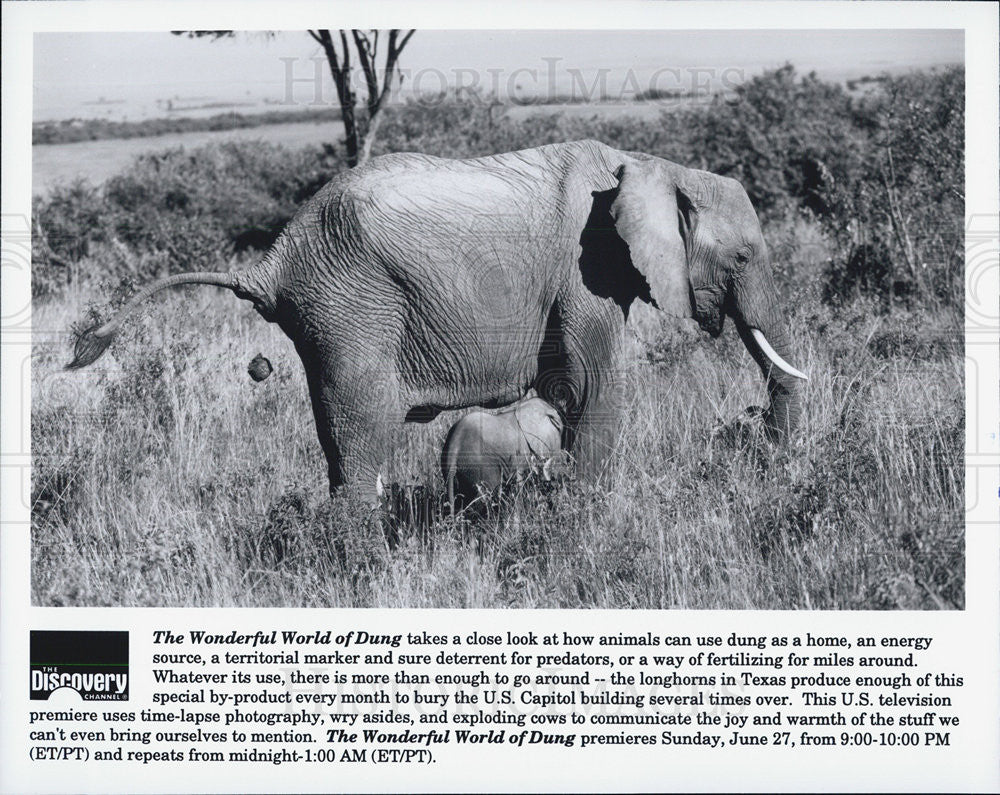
[30,631,129,701]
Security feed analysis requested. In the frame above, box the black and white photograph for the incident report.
[28,26,967,610]
[3,2,999,793]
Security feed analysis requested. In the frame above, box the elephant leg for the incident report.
[331,407,403,502]
[570,375,623,478]
[302,352,403,502]
[537,302,624,479]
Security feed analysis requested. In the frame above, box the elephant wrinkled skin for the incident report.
[69,140,807,502]
[442,396,563,511]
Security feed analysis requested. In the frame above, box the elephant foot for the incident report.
[329,480,382,506]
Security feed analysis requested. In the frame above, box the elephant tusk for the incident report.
[749,328,809,381]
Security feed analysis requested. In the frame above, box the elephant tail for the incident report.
[66,271,242,370]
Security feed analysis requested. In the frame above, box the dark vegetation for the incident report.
[31,66,964,608]
[32,108,344,145]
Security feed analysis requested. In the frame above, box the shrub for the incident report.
[675,65,866,221]
[33,141,341,296]
[32,108,344,145]
[822,67,964,309]
[32,181,110,298]
[102,141,337,267]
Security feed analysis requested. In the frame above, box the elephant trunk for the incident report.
[730,266,806,440]
[738,319,803,439]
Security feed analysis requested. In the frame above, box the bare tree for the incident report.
[308,29,414,166]
[175,29,416,167]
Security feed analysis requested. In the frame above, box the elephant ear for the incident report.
[609,160,695,318]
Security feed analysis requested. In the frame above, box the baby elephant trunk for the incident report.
[441,397,563,512]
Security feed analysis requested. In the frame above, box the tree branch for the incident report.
[315,30,350,110]
[374,29,415,112]
[397,29,416,52]
[358,109,386,165]
[339,29,352,73]
[314,29,416,167]
[352,30,380,116]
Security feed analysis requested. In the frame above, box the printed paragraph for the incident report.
[26,628,963,766]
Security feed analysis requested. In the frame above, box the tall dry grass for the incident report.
[31,229,963,609]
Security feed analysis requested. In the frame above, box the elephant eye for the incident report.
[735,250,750,265]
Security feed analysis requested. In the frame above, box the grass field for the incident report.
[30,66,965,609]
[31,273,963,609]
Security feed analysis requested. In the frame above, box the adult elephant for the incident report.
[69,140,807,501]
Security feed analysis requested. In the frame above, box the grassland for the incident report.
[32,108,344,145]
[30,66,965,609]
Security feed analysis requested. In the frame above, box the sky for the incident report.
[33,29,963,122]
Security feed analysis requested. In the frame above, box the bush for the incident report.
[32,181,111,298]
[823,68,964,309]
[103,141,337,267]
[33,141,341,296]
[668,65,866,221]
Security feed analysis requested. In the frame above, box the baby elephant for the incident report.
[441,397,563,511]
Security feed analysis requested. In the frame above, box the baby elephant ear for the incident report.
[609,160,694,318]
